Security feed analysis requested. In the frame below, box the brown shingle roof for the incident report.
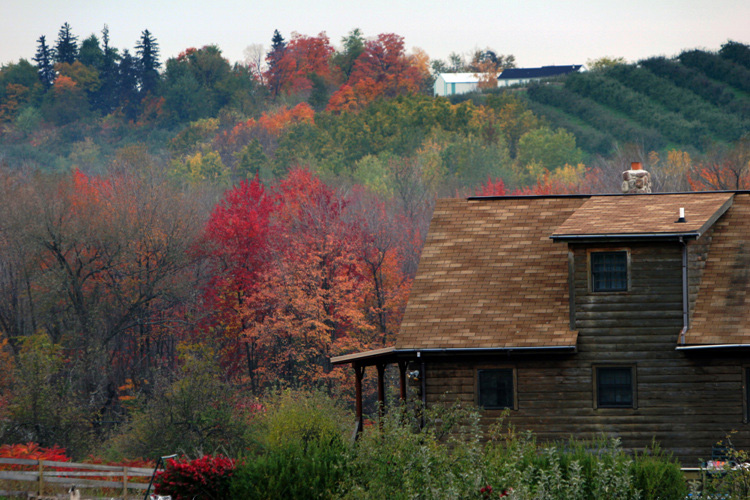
[552,192,733,238]
[685,193,750,346]
[396,197,583,349]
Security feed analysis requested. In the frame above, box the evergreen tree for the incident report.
[54,23,78,64]
[33,35,56,88]
[332,28,364,79]
[78,34,103,68]
[96,24,121,113]
[136,29,161,95]
[266,30,286,96]
[118,49,140,120]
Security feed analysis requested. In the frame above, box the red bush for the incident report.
[153,455,235,500]
[0,442,69,470]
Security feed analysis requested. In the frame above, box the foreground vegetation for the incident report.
[3,390,731,500]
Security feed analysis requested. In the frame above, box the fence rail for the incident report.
[0,457,156,497]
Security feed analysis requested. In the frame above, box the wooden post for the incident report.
[354,363,365,434]
[398,360,408,401]
[123,465,128,498]
[376,363,386,419]
[37,460,43,497]
[376,363,386,432]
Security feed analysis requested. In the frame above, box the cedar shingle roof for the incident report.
[396,197,583,350]
[552,192,733,239]
[686,193,750,346]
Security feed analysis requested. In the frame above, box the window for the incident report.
[590,251,628,292]
[595,366,636,409]
[477,368,515,409]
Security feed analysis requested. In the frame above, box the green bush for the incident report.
[341,400,485,500]
[631,443,687,500]
[230,389,350,499]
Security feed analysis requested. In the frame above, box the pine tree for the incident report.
[135,29,161,95]
[33,35,56,88]
[95,25,121,113]
[54,22,78,64]
[266,30,286,96]
[78,34,103,68]
[118,49,140,120]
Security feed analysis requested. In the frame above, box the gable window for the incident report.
[477,368,516,410]
[590,251,629,292]
[595,366,636,409]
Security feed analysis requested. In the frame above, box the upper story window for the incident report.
[590,250,629,292]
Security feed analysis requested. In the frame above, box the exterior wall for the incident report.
[422,240,750,464]
[434,76,479,96]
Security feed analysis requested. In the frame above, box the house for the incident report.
[433,73,484,97]
[434,65,582,96]
[332,164,750,464]
[497,64,582,87]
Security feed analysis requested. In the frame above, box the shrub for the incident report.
[341,400,485,499]
[631,442,687,500]
[153,454,235,500]
[230,389,350,499]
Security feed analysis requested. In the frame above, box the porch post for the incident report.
[354,363,365,434]
[376,363,386,419]
[398,360,408,401]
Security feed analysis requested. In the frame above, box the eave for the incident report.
[331,345,577,367]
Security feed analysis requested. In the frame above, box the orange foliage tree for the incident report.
[327,33,423,113]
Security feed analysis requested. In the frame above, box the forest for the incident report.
[0,23,749,464]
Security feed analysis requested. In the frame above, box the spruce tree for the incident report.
[135,29,161,95]
[54,22,78,64]
[118,49,140,120]
[96,25,121,113]
[33,35,56,88]
[78,34,103,68]
[266,30,286,96]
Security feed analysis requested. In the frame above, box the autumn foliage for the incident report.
[0,443,70,468]
[154,455,236,500]
[200,169,411,393]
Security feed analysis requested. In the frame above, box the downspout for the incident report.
[679,237,689,345]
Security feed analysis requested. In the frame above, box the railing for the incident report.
[0,457,154,498]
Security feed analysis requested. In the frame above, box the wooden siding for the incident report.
[423,240,750,464]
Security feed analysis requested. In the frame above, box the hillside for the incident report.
[521,42,750,156]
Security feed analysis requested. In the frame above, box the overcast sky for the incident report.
[2,0,748,69]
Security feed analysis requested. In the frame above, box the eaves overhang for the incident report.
[550,232,701,243]
[331,345,577,367]
[675,344,750,351]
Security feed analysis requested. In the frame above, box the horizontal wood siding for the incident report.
[424,241,750,464]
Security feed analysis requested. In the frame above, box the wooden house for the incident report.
[332,173,750,463]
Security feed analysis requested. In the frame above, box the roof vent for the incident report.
[622,162,651,194]
[676,207,686,223]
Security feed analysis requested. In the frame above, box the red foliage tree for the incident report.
[201,170,414,394]
[264,32,334,97]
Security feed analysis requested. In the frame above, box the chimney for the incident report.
[621,162,651,194]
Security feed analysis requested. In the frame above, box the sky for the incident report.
[1,0,748,69]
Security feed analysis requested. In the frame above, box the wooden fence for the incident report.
[0,457,155,498]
